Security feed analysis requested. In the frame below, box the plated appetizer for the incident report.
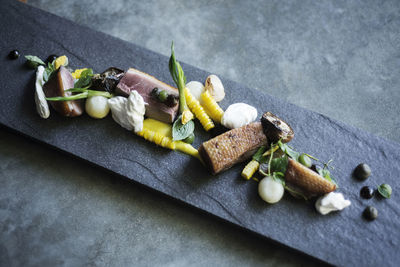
[21,42,397,217]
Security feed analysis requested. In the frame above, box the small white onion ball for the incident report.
[258,176,284,204]
[85,96,110,119]
[186,81,204,101]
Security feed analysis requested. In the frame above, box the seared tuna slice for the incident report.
[116,68,179,123]
[199,122,268,174]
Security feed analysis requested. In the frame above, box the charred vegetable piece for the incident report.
[91,67,124,93]
[284,158,336,197]
[43,66,83,117]
[199,122,268,174]
[116,68,179,123]
[261,112,294,143]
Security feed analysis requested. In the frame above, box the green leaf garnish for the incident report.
[270,156,289,174]
[74,68,93,88]
[278,141,300,161]
[377,184,392,199]
[252,146,267,162]
[25,55,45,68]
[172,115,195,141]
[317,166,338,187]
[43,62,56,83]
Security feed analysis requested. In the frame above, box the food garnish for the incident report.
[108,91,145,132]
[169,42,195,140]
[204,74,225,102]
[315,192,351,215]
[363,206,378,220]
[377,183,392,199]
[184,87,215,131]
[85,96,110,119]
[25,55,46,69]
[259,175,285,204]
[34,65,50,119]
[353,163,371,181]
[200,90,224,123]
[9,50,20,59]
[261,111,294,143]
[221,103,257,129]
[360,186,374,199]
[186,81,205,101]
[91,67,124,92]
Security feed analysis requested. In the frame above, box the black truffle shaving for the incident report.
[91,67,124,93]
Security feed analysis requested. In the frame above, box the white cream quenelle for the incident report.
[108,90,146,132]
[221,103,257,129]
[34,65,50,119]
[315,192,351,215]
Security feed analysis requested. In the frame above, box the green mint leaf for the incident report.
[272,172,286,186]
[377,184,392,199]
[172,115,195,141]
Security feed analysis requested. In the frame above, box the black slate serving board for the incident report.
[1,1,400,266]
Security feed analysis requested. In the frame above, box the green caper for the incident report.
[299,153,312,168]
[354,163,371,181]
[363,206,378,221]
[183,133,195,144]
[158,90,168,102]
[151,87,160,98]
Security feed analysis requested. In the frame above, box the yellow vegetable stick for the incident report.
[241,160,260,180]
[136,118,201,160]
[200,90,224,123]
[184,88,214,131]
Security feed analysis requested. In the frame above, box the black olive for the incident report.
[8,50,20,59]
[360,186,374,199]
[353,163,371,181]
[363,206,378,221]
[47,54,58,63]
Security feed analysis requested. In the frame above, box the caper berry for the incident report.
[158,90,168,102]
[299,153,312,168]
[363,206,378,221]
[183,133,195,144]
[360,186,374,199]
[47,54,58,63]
[8,50,20,59]
[354,163,371,181]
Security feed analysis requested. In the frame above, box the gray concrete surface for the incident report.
[1,0,399,266]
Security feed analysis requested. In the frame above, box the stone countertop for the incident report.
[1,0,399,266]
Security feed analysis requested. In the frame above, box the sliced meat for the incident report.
[285,159,336,197]
[43,66,83,117]
[199,122,268,175]
[116,68,179,123]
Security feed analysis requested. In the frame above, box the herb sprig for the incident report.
[169,42,195,141]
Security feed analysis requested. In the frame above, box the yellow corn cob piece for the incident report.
[184,88,215,131]
[241,160,260,180]
[201,90,224,123]
[136,118,200,159]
